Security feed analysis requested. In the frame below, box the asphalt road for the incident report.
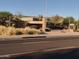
[0,36,79,57]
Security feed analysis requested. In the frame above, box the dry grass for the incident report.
[0,26,40,36]
[0,26,16,35]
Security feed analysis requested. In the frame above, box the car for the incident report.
[45,28,51,32]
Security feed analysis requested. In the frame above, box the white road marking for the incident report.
[20,41,52,45]
[0,46,77,58]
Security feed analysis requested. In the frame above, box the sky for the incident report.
[0,0,79,19]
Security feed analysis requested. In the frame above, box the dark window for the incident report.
[33,18,39,21]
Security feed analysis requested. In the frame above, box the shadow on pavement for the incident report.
[1,47,79,59]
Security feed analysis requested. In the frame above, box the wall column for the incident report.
[42,18,46,32]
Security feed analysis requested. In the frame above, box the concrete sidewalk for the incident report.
[46,31,79,37]
[0,32,79,39]
[0,32,78,43]
[0,34,47,39]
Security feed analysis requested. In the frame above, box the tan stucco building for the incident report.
[20,16,46,32]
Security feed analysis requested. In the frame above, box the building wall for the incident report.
[20,17,33,22]
[20,16,46,32]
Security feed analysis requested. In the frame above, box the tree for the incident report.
[74,20,79,30]
[0,11,12,18]
[47,15,64,29]
[46,18,53,28]
[11,16,27,28]
[39,15,43,21]
[63,17,75,26]
[51,15,64,25]
[0,11,13,26]
[15,12,23,18]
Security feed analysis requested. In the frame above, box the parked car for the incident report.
[45,28,51,32]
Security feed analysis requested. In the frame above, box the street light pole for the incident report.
[44,0,47,32]
[45,0,47,17]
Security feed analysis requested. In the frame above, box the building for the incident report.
[20,16,46,32]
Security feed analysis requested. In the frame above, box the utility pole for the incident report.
[43,0,47,32]
[45,0,47,16]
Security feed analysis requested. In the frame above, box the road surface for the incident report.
[0,35,79,57]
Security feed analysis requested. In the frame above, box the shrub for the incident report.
[16,31,23,35]
[6,27,16,35]
[0,26,41,35]
[25,27,40,34]
[27,30,37,34]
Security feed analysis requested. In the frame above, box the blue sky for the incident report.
[0,0,79,19]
